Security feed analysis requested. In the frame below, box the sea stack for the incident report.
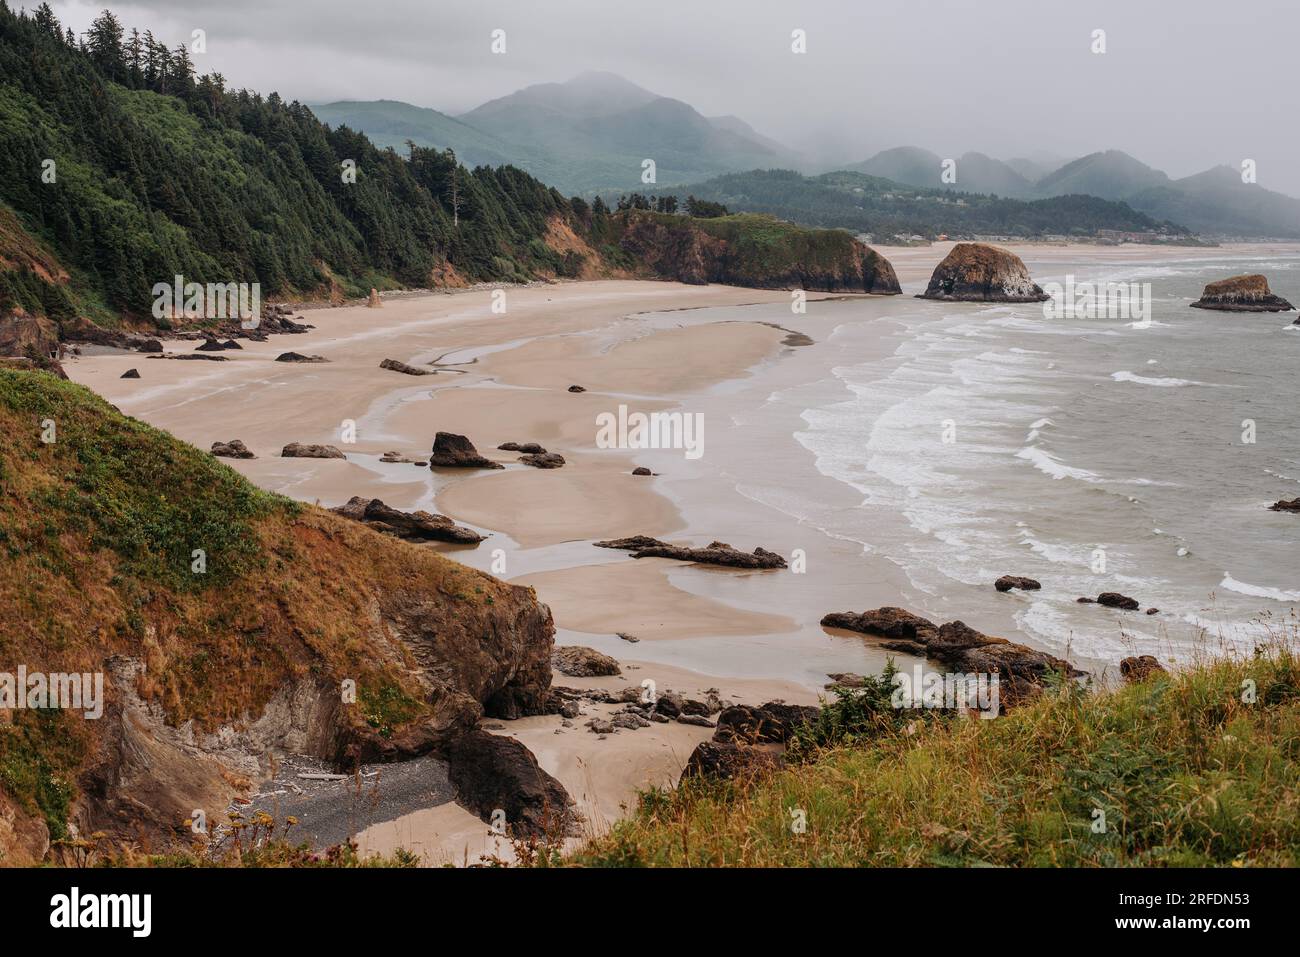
[1189,274,1294,312]
[918,243,1049,303]
[367,287,382,308]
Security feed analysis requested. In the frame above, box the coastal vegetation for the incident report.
[0,4,893,349]
[571,642,1300,867]
[0,368,557,862]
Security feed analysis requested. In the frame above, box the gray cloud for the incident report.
[54,0,1300,195]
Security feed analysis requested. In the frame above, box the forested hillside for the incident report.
[0,4,907,352]
[0,3,589,332]
[651,169,1190,241]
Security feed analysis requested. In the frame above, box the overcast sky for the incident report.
[52,0,1300,195]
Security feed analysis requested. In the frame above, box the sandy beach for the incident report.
[64,241,1300,863]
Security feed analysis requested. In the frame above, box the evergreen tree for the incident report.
[85,9,125,79]
[33,2,58,37]
[125,27,142,85]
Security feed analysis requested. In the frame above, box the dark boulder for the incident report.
[995,575,1041,592]
[445,730,575,838]
[1096,592,1140,610]
[330,496,483,544]
[275,351,328,363]
[428,432,503,469]
[1268,497,1300,513]
[820,606,938,641]
[550,646,621,677]
[594,536,787,569]
[281,442,345,459]
[520,452,566,469]
[499,442,546,454]
[120,368,140,379]
[211,439,254,459]
[918,243,1049,303]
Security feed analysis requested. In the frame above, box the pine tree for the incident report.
[142,29,158,86]
[125,27,142,86]
[172,42,194,91]
[33,2,58,37]
[85,9,125,79]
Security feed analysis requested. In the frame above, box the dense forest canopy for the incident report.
[0,3,598,326]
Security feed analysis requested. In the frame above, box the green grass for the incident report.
[0,709,85,843]
[0,369,295,591]
[570,645,1300,867]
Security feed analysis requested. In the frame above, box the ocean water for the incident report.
[788,252,1300,667]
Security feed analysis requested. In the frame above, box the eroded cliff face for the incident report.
[918,242,1049,302]
[613,211,901,294]
[0,370,556,859]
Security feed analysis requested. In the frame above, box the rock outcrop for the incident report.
[520,452,565,469]
[428,432,503,469]
[281,442,345,459]
[995,575,1041,592]
[1190,274,1294,312]
[1268,497,1300,512]
[683,740,783,780]
[1078,592,1140,610]
[275,351,328,363]
[120,368,140,379]
[211,439,254,459]
[196,337,242,352]
[551,646,621,677]
[713,702,820,744]
[594,535,787,569]
[613,210,901,294]
[499,442,546,454]
[250,304,313,337]
[918,243,1049,302]
[330,496,484,544]
[682,701,819,781]
[821,607,1081,702]
[379,358,434,376]
[446,731,574,838]
[820,606,936,642]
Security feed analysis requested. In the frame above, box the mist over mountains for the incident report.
[314,72,795,196]
[313,72,1300,240]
